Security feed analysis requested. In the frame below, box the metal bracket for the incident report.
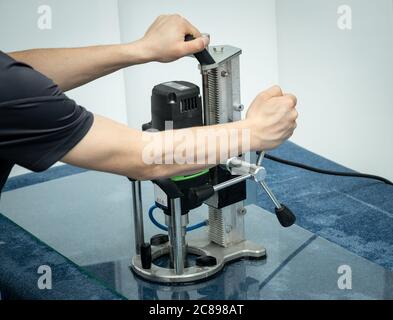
[131,237,265,284]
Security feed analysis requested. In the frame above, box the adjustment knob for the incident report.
[140,243,152,269]
[150,234,169,246]
[196,255,217,267]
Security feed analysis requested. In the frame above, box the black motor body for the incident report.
[146,81,209,215]
[151,81,203,131]
[145,81,246,216]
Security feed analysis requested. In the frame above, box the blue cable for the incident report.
[186,220,208,232]
[148,204,207,232]
[148,205,168,231]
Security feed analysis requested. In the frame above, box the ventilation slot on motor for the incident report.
[180,97,198,113]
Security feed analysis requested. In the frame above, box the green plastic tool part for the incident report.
[171,169,209,182]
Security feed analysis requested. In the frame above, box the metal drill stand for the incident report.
[130,41,295,284]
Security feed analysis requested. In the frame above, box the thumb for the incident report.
[182,36,209,55]
[257,85,283,101]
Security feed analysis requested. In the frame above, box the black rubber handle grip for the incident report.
[185,34,215,66]
[140,243,152,269]
[275,204,296,228]
[188,184,215,207]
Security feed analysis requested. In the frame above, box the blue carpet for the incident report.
[258,142,393,271]
[0,213,124,300]
[2,165,124,299]
[3,165,87,192]
[3,141,393,296]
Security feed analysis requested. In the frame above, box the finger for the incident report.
[258,85,283,101]
[181,37,209,55]
[285,128,295,140]
[288,120,298,135]
[292,109,299,121]
[182,17,202,38]
[283,93,297,107]
[157,14,169,23]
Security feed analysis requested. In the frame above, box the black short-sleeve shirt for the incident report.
[0,51,94,194]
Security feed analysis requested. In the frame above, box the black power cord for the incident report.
[264,153,393,186]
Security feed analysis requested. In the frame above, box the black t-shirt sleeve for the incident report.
[0,51,94,172]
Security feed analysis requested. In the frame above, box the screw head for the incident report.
[234,104,244,112]
[238,207,247,215]
[221,71,229,77]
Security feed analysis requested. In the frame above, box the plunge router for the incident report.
[129,36,296,283]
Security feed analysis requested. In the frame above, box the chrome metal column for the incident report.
[168,198,185,275]
[131,181,144,254]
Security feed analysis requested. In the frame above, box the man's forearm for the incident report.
[145,120,254,180]
[62,85,297,180]
[62,115,256,181]
[8,41,150,92]
[8,15,210,92]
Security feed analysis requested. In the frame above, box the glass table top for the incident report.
[1,171,392,299]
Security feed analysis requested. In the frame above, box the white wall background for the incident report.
[0,0,128,176]
[276,0,393,180]
[117,0,279,129]
[1,0,392,181]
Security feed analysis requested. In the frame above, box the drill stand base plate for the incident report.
[130,240,266,284]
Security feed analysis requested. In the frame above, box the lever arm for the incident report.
[256,151,296,227]
[185,34,215,66]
